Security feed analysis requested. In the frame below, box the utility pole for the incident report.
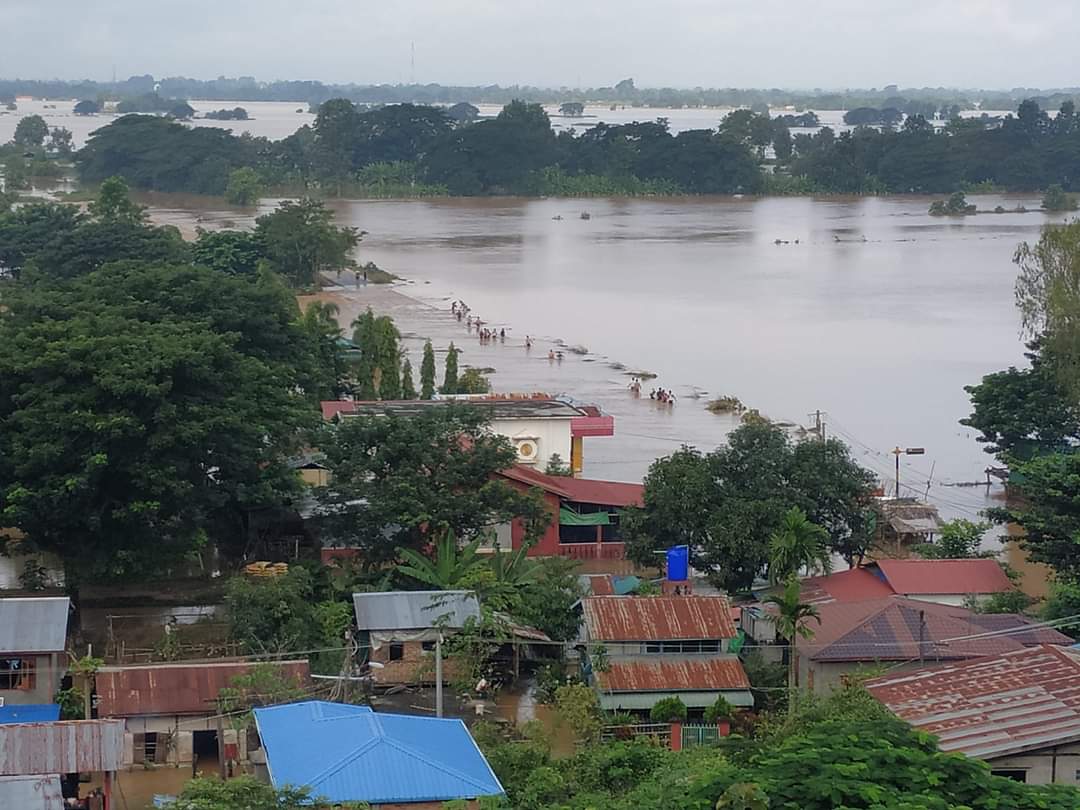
[891,446,926,498]
[435,633,443,718]
[809,410,825,442]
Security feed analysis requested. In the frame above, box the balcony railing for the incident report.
[556,542,625,560]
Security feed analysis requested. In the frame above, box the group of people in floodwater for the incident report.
[627,377,676,405]
[451,299,527,349]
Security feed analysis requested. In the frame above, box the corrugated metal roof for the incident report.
[254,701,504,804]
[353,591,480,631]
[500,466,643,507]
[0,775,63,810]
[0,705,60,725]
[867,645,1080,759]
[873,559,1015,596]
[95,660,309,717]
[808,598,1071,662]
[0,719,125,775]
[0,597,70,653]
[582,596,737,641]
[596,656,751,692]
[797,567,896,605]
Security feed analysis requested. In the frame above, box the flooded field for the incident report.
[147,192,1058,531]
[0,98,1018,148]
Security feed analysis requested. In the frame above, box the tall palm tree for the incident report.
[763,576,822,708]
[767,506,831,584]
[396,530,487,590]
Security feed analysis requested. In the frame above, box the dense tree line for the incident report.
[76,98,1080,197]
[5,73,1080,110]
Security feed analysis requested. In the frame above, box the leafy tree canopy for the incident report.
[624,423,876,591]
[313,405,548,567]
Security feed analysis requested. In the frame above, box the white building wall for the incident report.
[490,417,573,469]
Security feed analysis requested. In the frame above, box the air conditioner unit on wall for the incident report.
[514,438,539,462]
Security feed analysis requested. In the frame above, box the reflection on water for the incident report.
[147,193,1057,536]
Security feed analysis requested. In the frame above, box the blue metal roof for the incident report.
[253,701,504,805]
[0,704,61,725]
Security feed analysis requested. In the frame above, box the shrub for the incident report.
[649,696,688,723]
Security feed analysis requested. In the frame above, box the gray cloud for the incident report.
[1,0,1076,88]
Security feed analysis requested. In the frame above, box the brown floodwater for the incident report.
[147,192,1062,537]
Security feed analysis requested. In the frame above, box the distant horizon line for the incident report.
[3,75,1080,95]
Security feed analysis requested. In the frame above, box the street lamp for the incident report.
[891,446,925,499]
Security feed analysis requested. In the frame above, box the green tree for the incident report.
[313,406,548,566]
[767,506,830,583]
[0,263,315,579]
[217,662,308,729]
[254,197,359,288]
[458,366,491,394]
[351,308,401,399]
[48,127,74,157]
[763,577,821,698]
[73,99,101,115]
[914,518,991,559]
[1042,184,1078,212]
[87,175,147,224]
[225,166,263,205]
[397,531,487,590]
[1016,222,1080,399]
[990,451,1080,578]
[225,567,319,653]
[300,299,348,401]
[441,341,461,394]
[624,424,875,591]
[401,357,418,399]
[962,340,1080,462]
[554,683,602,746]
[192,228,265,275]
[544,454,572,476]
[649,696,688,722]
[420,340,437,399]
[171,777,359,810]
[13,114,48,146]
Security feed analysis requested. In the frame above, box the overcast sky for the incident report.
[4,0,1077,89]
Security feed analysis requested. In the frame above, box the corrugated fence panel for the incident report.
[0,720,124,775]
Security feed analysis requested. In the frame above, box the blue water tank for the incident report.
[666,545,689,582]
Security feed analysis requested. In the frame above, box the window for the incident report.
[421,641,436,653]
[640,640,722,654]
[0,658,35,690]
[389,643,404,661]
[991,769,1027,783]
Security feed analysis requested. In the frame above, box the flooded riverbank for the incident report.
[150,192,1055,531]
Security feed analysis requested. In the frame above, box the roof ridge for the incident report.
[377,734,498,793]
[304,734,383,789]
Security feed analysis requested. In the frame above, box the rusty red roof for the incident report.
[808,598,1071,662]
[866,645,1080,759]
[597,657,750,692]
[95,660,310,717]
[583,596,737,641]
[873,559,1014,596]
[799,567,895,605]
[499,466,643,507]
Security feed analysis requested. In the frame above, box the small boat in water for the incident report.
[580,211,591,220]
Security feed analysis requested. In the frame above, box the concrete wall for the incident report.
[0,653,62,706]
[987,743,1080,786]
[802,657,938,694]
[0,553,64,589]
[491,417,572,469]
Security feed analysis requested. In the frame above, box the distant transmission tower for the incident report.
[410,41,415,85]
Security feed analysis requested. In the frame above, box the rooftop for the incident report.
[582,595,738,642]
[499,465,644,506]
[879,499,946,535]
[352,590,480,632]
[254,701,504,805]
[807,598,1071,662]
[322,396,587,422]
[796,559,1015,605]
[0,705,59,725]
[95,660,309,717]
[596,656,751,693]
[873,558,1014,596]
[867,645,1080,760]
[0,597,70,654]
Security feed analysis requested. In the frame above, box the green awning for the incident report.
[559,507,610,526]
